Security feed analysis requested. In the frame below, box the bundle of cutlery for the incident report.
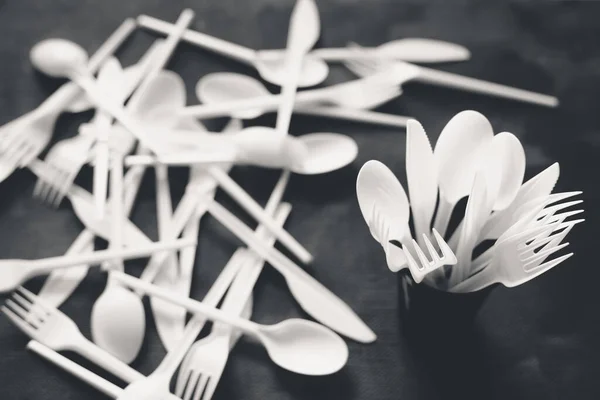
[357,110,582,291]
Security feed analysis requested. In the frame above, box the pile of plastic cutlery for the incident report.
[357,110,583,292]
[0,0,568,398]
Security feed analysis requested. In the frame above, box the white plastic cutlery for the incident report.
[125,129,358,176]
[405,120,438,245]
[275,0,320,133]
[26,341,182,400]
[27,341,123,399]
[3,287,143,383]
[0,238,195,293]
[206,199,376,343]
[256,38,471,64]
[111,271,349,376]
[137,14,329,87]
[432,110,494,236]
[196,72,411,127]
[479,162,560,241]
[356,160,411,272]
[450,173,494,285]
[344,47,559,107]
[182,69,402,119]
[176,202,291,400]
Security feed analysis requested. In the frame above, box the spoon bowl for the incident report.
[261,319,348,375]
[30,39,89,78]
[432,110,495,235]
[482,132,526,211]
[197,72,266,119]
[90,282,145,364]
[255,53,328,87]
[291,132,358,175]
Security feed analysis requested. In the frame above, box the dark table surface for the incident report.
[1,1,599,399]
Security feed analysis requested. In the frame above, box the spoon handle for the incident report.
[137,14,256,64]
[295,106,410,127]
[27,238,196,276]
[412,64,559,107]
[111,271,260,336]
[310,47,377,60]
[27,341,122,399]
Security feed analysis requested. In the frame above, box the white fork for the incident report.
[32,125,95,207]
[2,286,142,382]
[401,230,457,283]
[176,203,292,400]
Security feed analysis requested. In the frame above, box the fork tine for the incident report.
[11,293,45,325]
[17,286,50,313]
[539,200,583,219]
[403,245,420,273]
[176,358,194,397]
[201,378,219,400]
[5,299,33,323]
[193,375,209,400]
[183,370,201,400]
[528,252,573,274]
[411,239,430,269]
[1,306,37,337]
[422,234,441,262]
[522,241,570,267]
[547,209,584,224]
[433,229,456,264]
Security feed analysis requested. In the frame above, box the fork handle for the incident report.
[414,65,559,107]
[69,336,144,383]
[448,266,494,293]
[27,341,123,399]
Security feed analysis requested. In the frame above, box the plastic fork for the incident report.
[2,287,143,382]
[450,218,582,293]
[401,230,457,283]
[343,45,559,107]
[176,203,292,400]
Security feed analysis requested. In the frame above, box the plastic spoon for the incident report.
[356,160,411,272]
[432,110,495,236]
[112,271,349,376]
[196,72,411,127]
[261,38,472,63]
[126,128,358,175]
[137,14,328,88]
[447,132,526,249]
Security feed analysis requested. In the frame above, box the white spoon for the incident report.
[356,160,410,272]
[126,128,358,175]
[432,110,495,236]
[197,72,411,127]
[137,14,328,88]
[447,132,527,249]
[112,271,349,376]
[262,38,472,63]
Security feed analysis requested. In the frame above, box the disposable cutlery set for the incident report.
[357,111,583,291]
[0,0,570,399]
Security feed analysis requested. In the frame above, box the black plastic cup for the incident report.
[398,273,496,400]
